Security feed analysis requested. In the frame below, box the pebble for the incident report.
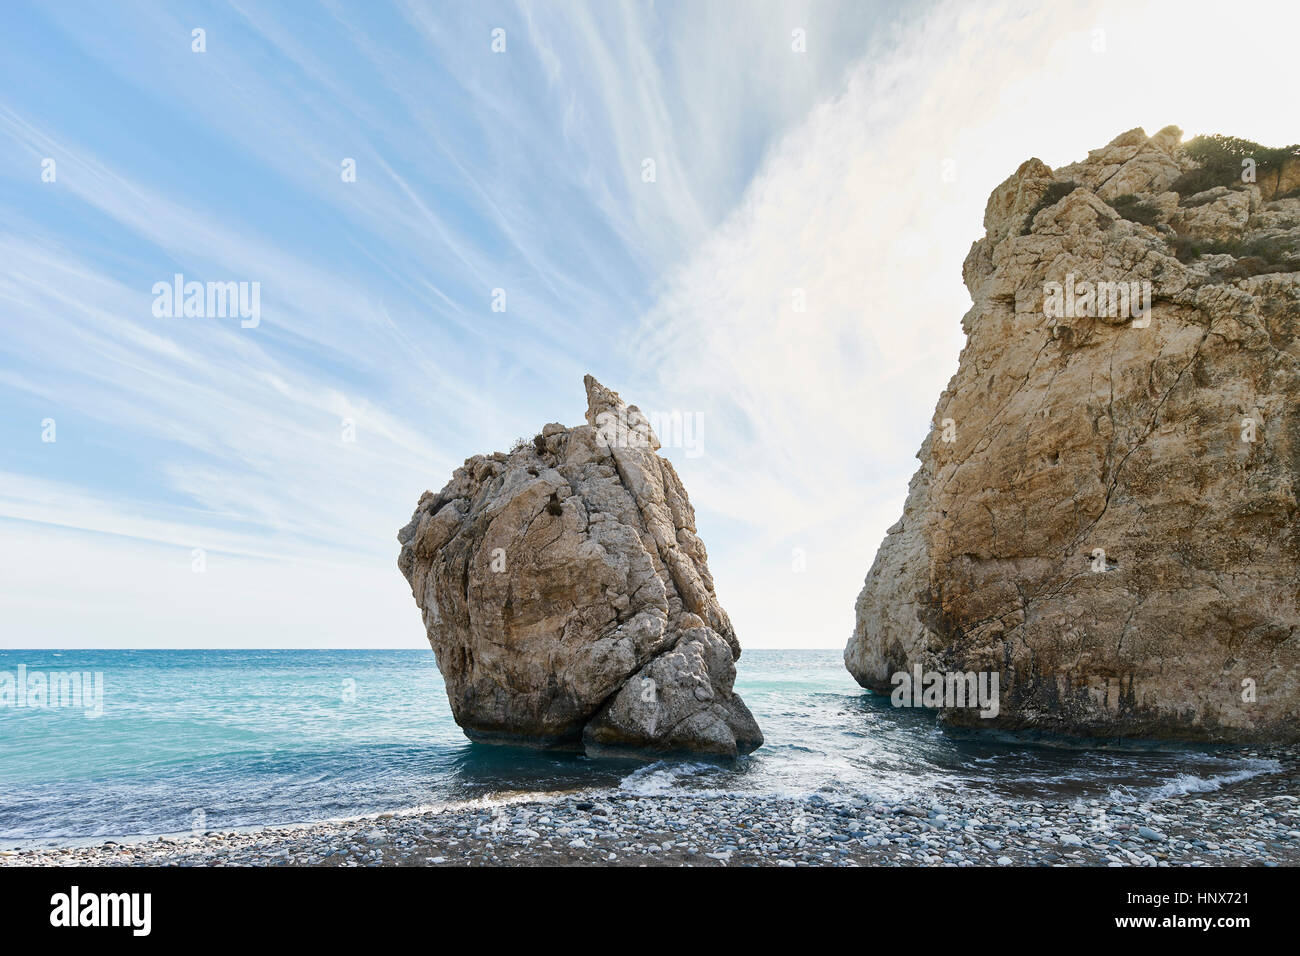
[4,765,1298,868]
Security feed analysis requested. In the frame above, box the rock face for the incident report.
[399,376,762,757]
[846,127,1300,742]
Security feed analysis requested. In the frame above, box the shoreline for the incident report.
[0,789,584,854]
[6,765,1299,867]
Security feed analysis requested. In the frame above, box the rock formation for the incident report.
[399,375,762,757]
[846,127,1300,742]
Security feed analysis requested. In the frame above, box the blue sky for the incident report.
[2,0,1297,648]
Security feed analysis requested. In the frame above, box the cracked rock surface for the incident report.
[846,127,1300,742]
[399,375,762,757]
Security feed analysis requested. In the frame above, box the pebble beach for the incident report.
[7,755,1299,868]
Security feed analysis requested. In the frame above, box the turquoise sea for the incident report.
[0,649,1281,843]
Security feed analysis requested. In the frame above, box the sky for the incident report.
[1,0,1297,648]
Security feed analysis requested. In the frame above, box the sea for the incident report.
[0,649,1282,844]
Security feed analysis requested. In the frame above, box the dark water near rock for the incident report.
[0,649,1281,842]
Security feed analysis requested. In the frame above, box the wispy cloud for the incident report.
[0,0,889,646]
[624,0,1300,645]
[2,0,1295,648]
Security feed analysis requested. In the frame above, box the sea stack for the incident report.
[846,127,1300,742]
[399,375,762,757]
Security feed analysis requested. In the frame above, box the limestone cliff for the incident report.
[846,128,1300,742]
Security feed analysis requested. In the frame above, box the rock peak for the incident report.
[582,373,625,427]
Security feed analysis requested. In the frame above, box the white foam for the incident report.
[617,761,717,796]
[1109,759,1281,803]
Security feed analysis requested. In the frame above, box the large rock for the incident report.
[398,375,762,757]
[846,127,1300,742]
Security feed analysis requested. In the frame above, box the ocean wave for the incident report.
[617,761,726,796]
[1110,759,1281,802]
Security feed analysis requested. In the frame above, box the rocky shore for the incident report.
[7,757,1299,868]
